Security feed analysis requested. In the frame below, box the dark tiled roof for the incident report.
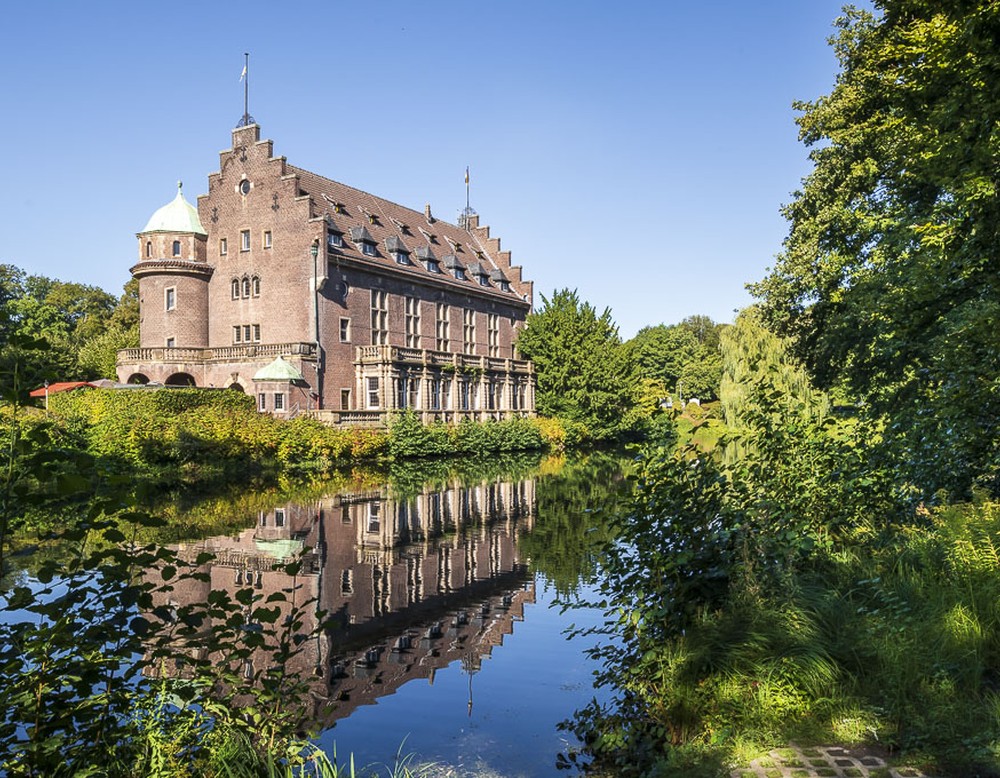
[289,164,525,303]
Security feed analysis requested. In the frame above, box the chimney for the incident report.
[424,203,435,224]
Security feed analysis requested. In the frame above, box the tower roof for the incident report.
[141,182,207,236]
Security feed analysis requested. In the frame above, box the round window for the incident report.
[239,179,251,196]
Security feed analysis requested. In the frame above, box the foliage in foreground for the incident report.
[751,1,1000,499]
[0,408,447,776]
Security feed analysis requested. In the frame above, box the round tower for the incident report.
[132,182,212,350]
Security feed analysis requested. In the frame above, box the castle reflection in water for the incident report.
[158,474,537,722]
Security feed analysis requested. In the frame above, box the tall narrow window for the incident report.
[404,297,420,348]
[252,324,261,342]
[370,290,388,345]
[242,278,251,298]
[263,230,272,249]
[487,313,500,357]
[172,240,181,257]
[233,325,242,343]
[258,392,266,411]
[435,303,450,351]
[220,237,228,255]
[367,377,380,409]
[274,393,285,411]
[341,389,351,410]
[252,276,260,296]
[165,287,176,311]
[231,279,240,299]
[145,241,152,258]
[243,325,251,342]
[463,309,476,354]
[240,230,250,251]
[340,318,351,343]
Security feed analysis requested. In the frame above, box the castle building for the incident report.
[117,123,536,422]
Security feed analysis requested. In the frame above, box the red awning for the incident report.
[28,382,97,398]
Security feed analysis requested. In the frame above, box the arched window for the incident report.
[172,240,181,257]
[145,241,152,258]
[242,278,251,298]
[252,276,260,296]
[232,279,240,299]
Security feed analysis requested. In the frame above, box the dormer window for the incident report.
[415,245,440,274]
[327,229,344,249]
[385,236,410,265]
[490,268,510,292]
[443,254,466,281]
[468,261,490,287]
[349,226,377,257]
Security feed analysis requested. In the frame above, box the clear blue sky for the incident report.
[0,1,861,339]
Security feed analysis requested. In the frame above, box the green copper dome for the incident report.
[253,357,304,382]
[141,182,207,236]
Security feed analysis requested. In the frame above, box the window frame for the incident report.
[370,289,388,346]
[404,296,420,349]
[240,230,251,252]
[165,287,176,311]
[340,317,351,343]
[262,230,272,249]
[435,303,450,351]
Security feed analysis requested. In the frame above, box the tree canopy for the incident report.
[0,264,136,396]
[627,316,726,400]
[750,1,1000,496]
[516,289,643,440]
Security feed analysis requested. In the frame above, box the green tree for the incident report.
[0,265,123,390]
[750,2,1000,497]
[627,317,726,401]
[516,289,640,440]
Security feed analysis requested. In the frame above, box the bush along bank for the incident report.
[21,389,582,481]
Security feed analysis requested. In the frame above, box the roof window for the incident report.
[415,245,441,274]
[385,236,411,265]
[349,226,377,256]
[443,254,466,281]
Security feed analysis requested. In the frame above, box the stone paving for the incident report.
[731,745,938,778]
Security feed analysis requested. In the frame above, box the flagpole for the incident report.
[243,52,249,126]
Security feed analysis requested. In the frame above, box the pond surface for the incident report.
[148,450,632,776]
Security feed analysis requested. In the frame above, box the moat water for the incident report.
[144,450,631,776]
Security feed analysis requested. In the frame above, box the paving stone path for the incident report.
[731,745,938,778]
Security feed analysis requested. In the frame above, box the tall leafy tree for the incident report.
[751,2,1000,496]
[627,317,726,400]
[0,264,126,392]
[516,289,639,440]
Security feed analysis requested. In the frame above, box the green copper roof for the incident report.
[254,538,304,560]
[141,182,207,236]
[253,356,304,382]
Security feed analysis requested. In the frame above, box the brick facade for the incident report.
[118,124,535,419]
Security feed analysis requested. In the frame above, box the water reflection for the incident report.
[159,473,540,728]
